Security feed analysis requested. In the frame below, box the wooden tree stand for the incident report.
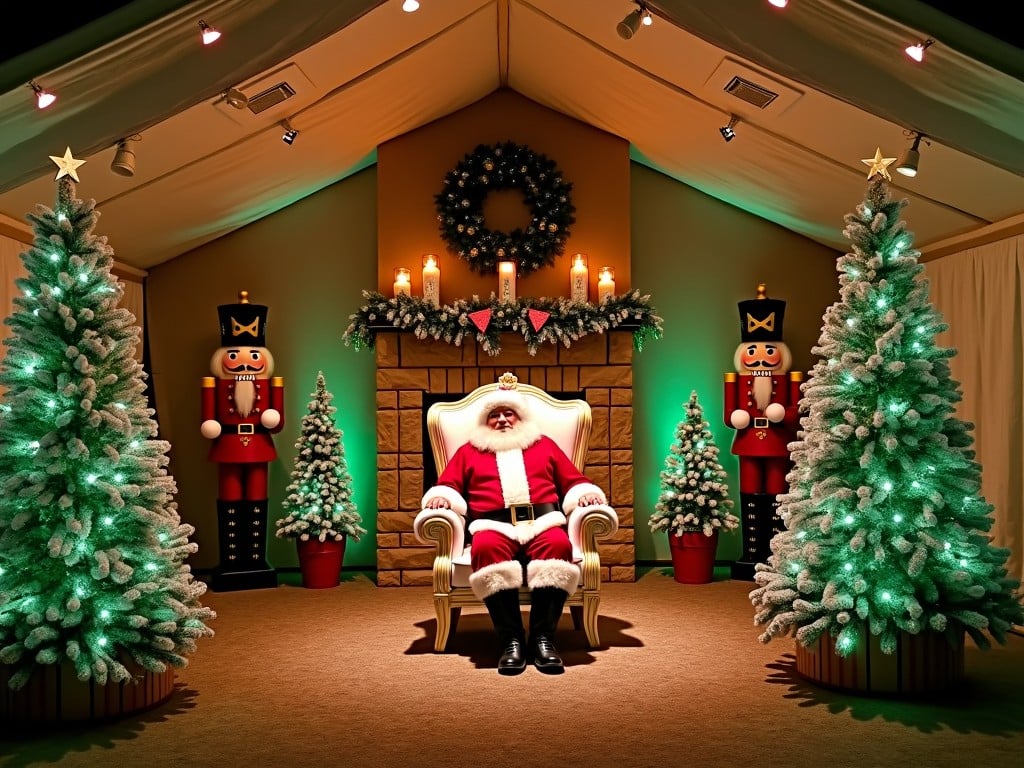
[0,661,175,723]
[795,626,964,696]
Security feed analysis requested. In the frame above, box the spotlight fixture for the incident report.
[768,0,789,8]
[896,132,929,177]
[617,2,650,39]
[110,135,140,177]
[29,81,56,109]
[223,87,248,110]
[281,120,298,145]
[904,38,934,62]
[719,115,739,142]
[402,0,420,11]
[198,19,221,45]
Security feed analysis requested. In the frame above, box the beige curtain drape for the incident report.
[926,235,1024,585]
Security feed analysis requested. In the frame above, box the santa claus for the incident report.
[421,372,608,675]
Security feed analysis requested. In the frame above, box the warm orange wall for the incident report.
[377,89,630,303]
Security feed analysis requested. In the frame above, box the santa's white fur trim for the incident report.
[495,449,530,506]
[420,485,466,517]
[476,391,532,426]
[562,483,606,515]
[469,560,523,599]
[468,511,567,545]
[527,558,580,594]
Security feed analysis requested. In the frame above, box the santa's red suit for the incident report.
[425,432,605,598]
[420,376,611,675]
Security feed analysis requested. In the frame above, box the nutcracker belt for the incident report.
[221,423,270,435]
[474,502,559,525]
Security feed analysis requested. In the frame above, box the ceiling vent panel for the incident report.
[211,62,315,126]
[723,76,778,109]
[703,57,804,116]
[247,83,296,114]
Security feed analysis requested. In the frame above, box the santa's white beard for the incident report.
[752,374,773,411]
[234,379,256,417]
[469,419,542,454]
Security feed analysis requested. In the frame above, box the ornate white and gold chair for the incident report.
[413,380,618,652]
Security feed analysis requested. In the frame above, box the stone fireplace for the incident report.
[373,330,637,586]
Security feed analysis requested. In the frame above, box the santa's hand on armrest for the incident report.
[425,497,451,509]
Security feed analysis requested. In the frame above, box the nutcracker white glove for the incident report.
[729,409,750,429]
[201,419,222,439]
[764,403,785,423]
[261,408,281,429]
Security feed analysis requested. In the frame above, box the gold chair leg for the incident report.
[433,594,451,652]
[582,592,601,648]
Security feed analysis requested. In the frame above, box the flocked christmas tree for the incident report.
[0,150,215,690]
[750,156,1023,657]
[648,390,738,538]
[275,371,365,543]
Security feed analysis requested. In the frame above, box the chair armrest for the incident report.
[413,507,466,560]
[567,504,618,590]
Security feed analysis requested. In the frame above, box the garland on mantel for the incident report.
[343,290,664,357]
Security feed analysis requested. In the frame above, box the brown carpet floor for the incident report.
[2,569,1022,768]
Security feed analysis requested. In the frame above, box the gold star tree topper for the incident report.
[861,147,896,181]
[49,147,87,182]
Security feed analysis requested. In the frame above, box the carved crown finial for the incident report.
[497,371,519,391]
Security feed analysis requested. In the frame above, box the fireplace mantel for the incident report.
[373,330,636,586]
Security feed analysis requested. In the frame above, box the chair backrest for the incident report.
[427,383,592,475]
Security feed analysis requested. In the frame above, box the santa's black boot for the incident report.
[529,587,568,674]
[483,588,526,675]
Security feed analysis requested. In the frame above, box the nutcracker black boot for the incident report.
[730,492,759,581]
[528,587,568,674]
[483,588,526,675]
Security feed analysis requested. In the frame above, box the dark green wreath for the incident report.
[435,141,576,277]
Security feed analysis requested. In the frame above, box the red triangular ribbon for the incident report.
[528,309,550,332]
[469,308,492,333]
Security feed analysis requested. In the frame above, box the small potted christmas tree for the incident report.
[649,390,738,583]
[275,371,365,588]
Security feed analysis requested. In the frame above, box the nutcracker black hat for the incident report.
[737,283,786,342]
[218,290,269,347]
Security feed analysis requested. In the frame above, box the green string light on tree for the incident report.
[750,170,1023,657]
[0,149,215,691]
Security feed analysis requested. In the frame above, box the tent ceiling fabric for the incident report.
[0,0,1020,271]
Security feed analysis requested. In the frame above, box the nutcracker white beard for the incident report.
[752,374,773,412]
[234,378,256,417]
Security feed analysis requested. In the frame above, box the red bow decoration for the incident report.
[468,309,492,333]
[528,309,550,332]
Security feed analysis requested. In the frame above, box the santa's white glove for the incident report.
[201,419,222,439]
[261,408,281,429]
[764,403,785,423]
[729,409,750,429]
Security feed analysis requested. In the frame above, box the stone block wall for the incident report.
[374,330,636,586]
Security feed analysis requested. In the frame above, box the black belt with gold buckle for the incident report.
[221,423,268,435]
[753,417,769,428]
[475,502,559,525]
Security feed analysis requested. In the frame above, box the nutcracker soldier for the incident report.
[724,283,803,581]
[202,290,284,591]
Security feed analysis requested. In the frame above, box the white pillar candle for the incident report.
[393,267,411,298]
[597,266,615,302]
[570,253,589,303]
[498,260,516,303]
[422,254,440,307]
